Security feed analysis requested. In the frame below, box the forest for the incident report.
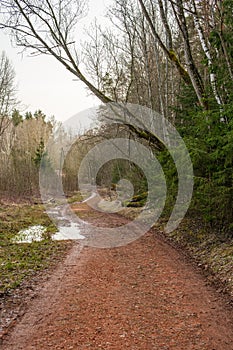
[0,0,232,234]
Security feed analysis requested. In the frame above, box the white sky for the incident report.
[0,0,113,124]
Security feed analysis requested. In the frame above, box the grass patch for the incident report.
[0,204,71,294]
[67,192,83,204]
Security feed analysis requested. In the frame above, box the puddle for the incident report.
[52,222,85,241]
[46,205,85,241]
[13,202,86,244]
[12,225,47,243]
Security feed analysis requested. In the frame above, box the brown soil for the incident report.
[1,202,233,350]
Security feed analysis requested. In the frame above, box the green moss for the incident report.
[124,192,148,207]
[0,204,71,293]
[67,192,83,204]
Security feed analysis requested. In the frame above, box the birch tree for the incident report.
[189,0,222,106]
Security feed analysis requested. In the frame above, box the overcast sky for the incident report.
[0,0,112,125]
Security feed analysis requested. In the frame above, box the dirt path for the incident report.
[1,203,233,349]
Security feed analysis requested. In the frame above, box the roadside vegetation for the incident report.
[169,217,233,298]
[0,204,71,294]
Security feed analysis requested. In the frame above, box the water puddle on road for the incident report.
[52,223,85,241]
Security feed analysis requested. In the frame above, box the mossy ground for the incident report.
[0,203,72,294]
[67,191,83,204]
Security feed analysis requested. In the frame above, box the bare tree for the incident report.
[0,0,217,147]
[138,0,191,85]
[137,0,211,108]
[0,51,17,138]
[0,0,160,145]
[0,0,111,103]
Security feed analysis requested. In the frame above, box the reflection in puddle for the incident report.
[52,222,85,241]
[46,206,86,241]
[12,225,47,243]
